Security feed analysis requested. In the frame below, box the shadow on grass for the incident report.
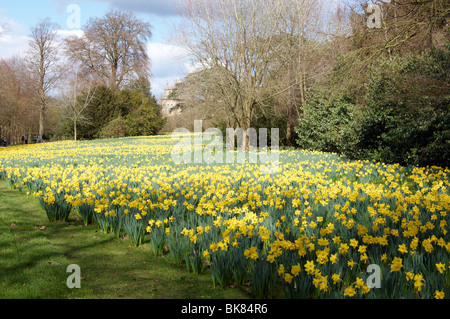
[0,183,252,299]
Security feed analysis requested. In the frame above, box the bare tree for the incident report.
[343,0,449,63]
[267,0,330,145]
[27,18,63,138]
[176,68,234,125]
[0,57,39,145]
[65,10,153,94]
[175,0,301,150]
[175,0,331,148]
[60,67,97,141]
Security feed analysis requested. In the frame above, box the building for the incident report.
[161,80,182,116]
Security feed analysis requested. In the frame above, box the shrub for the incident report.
[99,116,130,139]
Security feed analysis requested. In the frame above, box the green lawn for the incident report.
[0,180,251,299]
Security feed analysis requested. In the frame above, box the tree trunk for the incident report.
[39,104,45,138]
[74,117,77,141]
[286,117,292,146]
[243,116,251,152]
[111,65,119,94]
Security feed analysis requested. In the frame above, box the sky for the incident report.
[0,0,191,99]
[0,0,348,99]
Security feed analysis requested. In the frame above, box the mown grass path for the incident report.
[0,180,250,299]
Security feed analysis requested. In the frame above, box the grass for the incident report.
[0,180,252,299]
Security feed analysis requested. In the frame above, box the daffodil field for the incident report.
[0,135,449,299]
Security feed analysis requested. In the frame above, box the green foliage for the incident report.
[82,85,116,139]
[114,89,143,118]
[37,191,72,222]
[77,203,95,226]
[127,76,154,100]
[126,96,167,136]
[99,115,130,139]
[70,82,166,139]
[295,96,358,154]
[296,44,450,168]
[56,119,75,140]
[251,107,289,147]
[352,46,450,167]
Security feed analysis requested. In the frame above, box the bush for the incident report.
[295,97,358,154]
[99,116,130,139]
[351,47,450,167]
[97,93,166,139]
[126,97,166,136]
[296,45,450,168]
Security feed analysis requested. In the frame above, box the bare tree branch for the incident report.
[65,10,153,94]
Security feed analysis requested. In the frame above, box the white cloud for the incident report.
[0,11,28,35]
[56,29,84,38]
[0,12,30,59]
[147,41,191,98]
[184,60,208,74]
[0,34,31,59]
[148,42,188,76]
[0,28,84,60]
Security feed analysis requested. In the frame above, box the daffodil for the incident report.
[344,286,356,297]
[390,257,403,272]
[434,290,445,299]
[398,244,408,254]
[332,273,341,284]
[405,272,414,281]
[284,273,293,284]
[414,274,424,292]
[291,264,301,277]
[436,262,446,274]
[304,260,315,275]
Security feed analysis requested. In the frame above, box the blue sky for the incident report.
[0,0,189,98]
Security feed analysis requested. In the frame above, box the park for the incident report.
[0,0,448,303]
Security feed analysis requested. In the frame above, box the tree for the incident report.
[175,0,301,150]
[127,76,154,100]
[113,89,143,118]
[60,68,98,141]
[175,68,235,128]
[352,45,450,167]
[81,85,116,139]
[263,0,332,145]
[99,115,130,139]
[126,96,166,136]
[27,18,62,138]
[335,0,449,77]
[65,10,153,94]
[0,57,39,145]
[175,0,332,148]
